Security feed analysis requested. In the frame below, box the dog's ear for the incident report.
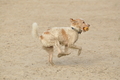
[70,18,77,24]
[70,18,74,22]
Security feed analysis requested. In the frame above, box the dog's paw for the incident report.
[58,53,71,58]
[58,53,65,58]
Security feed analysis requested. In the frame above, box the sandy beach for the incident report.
[0,0,120,80]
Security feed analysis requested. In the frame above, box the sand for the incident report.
[0,0,120,80]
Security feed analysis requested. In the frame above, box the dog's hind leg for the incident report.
[42,46,54,66]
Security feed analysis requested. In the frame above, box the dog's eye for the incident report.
[83,21,85,23]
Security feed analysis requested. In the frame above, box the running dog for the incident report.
[32,18,90,65]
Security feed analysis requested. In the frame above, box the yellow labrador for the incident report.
[32,18,90,65]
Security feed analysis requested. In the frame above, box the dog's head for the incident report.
[70,18,90,32]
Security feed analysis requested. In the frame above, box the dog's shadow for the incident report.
[54,55,103,66]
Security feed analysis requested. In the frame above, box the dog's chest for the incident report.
[69,31,79,43]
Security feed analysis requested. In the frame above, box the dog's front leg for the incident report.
[64,45,71,56]
[55,40,62,53]
[55,40,69,58]
[68,44,82,56]
[64,45,71,55]
[58,45,71,58]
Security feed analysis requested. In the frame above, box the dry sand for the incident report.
[0,0,120,80]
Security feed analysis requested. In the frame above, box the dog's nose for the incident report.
[88,24,90,27]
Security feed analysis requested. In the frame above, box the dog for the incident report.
[32,18,90,65]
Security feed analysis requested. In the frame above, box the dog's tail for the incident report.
[32,22,39,38]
